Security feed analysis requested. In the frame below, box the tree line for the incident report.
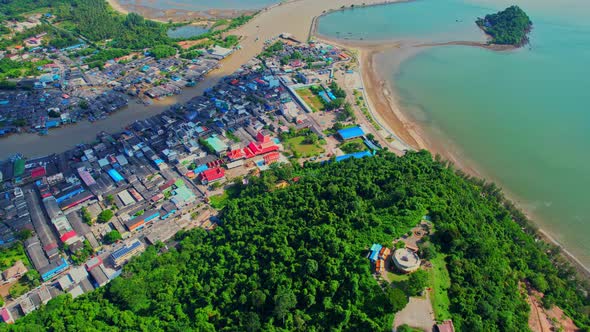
[2,151,589,331]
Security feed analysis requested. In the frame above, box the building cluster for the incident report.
[0,255,122,323]
[368,243,392,274]
[0,37,366,322]
[0,34,220,136]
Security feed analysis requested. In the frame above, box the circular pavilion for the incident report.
[392,248,421,273]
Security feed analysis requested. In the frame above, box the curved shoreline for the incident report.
[312,7,590,278]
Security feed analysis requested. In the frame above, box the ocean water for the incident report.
[167,25,208,38]
[319,0,590,267]
[118,0,280,11]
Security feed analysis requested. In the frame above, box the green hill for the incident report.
[3,151,588,331]
[476,5,533,46]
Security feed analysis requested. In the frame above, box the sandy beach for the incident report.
[310,7,590,278]
[106,0,129,15]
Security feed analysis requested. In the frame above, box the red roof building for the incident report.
[43,242,58,252]
[31,166,46,178]
[264,152,280,165]
[249,141,263,154]
[60,230,77,244]
[256,131,271,143]
[199,167,225,185]
[159,179,175,191]
[1,307,13,324]
[260,142,279,154]
[85,256,103,271]
[228,149,244,161]
[150,193,164,203]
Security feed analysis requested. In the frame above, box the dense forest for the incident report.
[0,0,171,49]
[476,5,533,46]
[1,0,250,54]
[2,151,589,331]
[0,0,69,20]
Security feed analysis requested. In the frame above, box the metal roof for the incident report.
[337,126,365,140]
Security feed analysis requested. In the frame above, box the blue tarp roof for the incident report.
[107,169,124,182]
[369,244,382,262]
[337,126,365,140]
[194,164,209,173]
[335,150,373,162]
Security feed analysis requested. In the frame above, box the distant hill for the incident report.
[476,5,533,46]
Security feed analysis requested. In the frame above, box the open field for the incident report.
[0,244,29,271]
[209,192,229,209]
[295,87,324,113]
[428,254,451,321]
[387,270,409,283]
[339,138,367,154]
[285,136,324,157]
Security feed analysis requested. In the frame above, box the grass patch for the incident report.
[295,87,325,113]
[285,136,324,157]
[209,191,229,209]
[428,253,452,321]
[339,138,367,154]
[209,184,242,210]
[387,271,409,283]
[0,244,29,270]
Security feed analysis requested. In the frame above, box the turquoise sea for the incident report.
[319,0,590,267]
[119,0,279,11]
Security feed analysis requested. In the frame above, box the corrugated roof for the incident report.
[205,135,228,153]
[337,126,365,140]
[107,169,124,182]
[13,159,25,177]
[335,150,373,162]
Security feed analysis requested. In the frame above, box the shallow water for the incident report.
[167,25,209,38]
[319,0,590,267]
[119,0,280,11]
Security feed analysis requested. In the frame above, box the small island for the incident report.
[476,5,533,47]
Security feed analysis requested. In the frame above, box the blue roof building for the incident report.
[337,126,365,140]
[193,164,209,173]
[111,240,143,266]
[40,258,69,281]
[107,169,124,182]
[369,244,382,262]
[55,186,85,204]
[335,150,374,162]
[143,210,160,223]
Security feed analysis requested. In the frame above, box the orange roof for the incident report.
[228,149,244,160]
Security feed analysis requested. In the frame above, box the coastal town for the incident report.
[0,29,398,323]
[0,0,588,331]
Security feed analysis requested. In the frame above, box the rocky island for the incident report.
[476,5,533,47]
